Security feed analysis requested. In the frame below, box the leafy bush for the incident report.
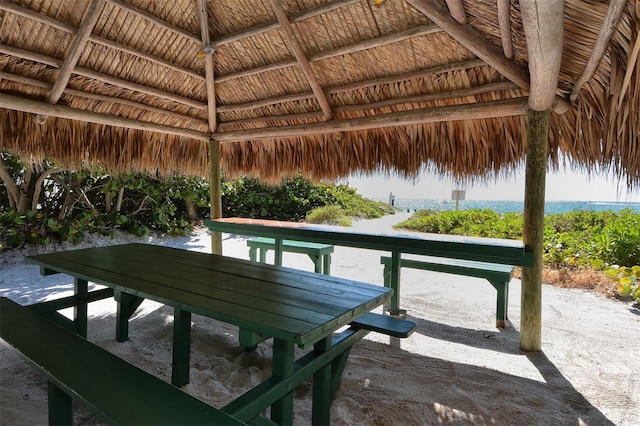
[605,265,640,304]
[595,209,640,266]
[306,205,352,226]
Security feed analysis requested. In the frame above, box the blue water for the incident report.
[379,199,640,215]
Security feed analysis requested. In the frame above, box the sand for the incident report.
[1,212,639,425]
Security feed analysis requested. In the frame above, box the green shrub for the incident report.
[306,205,352,226]
[595,209,640,266]
[605,265,640,304]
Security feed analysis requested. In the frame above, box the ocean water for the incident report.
[379,198,640,215]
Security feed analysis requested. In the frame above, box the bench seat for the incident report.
[0,297,245,426]
[350,312,416,338]
[381,255,515,327]
[247,237,334,275]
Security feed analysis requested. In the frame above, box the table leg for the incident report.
[115,291,144,342]
[74,278,88,338]
[312,337,332,425]
[172,308,192,387]
[271,338,295,426]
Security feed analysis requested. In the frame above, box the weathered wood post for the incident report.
[209,138,223,255]
[521,110,547,350]
[520,0,564,351]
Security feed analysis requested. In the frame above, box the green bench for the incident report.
[0,297,245,426]
[247,237,334,275]
[381,255,515,328]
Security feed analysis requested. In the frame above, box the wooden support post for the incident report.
[521,109,548,351]
[209,138,222,255]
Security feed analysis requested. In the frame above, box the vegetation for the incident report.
[396,208,640,303]
[0,153,391,251]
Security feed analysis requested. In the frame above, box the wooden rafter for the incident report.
[0,1,204,81]
[47,0,104,105]
[0,70,208,127]
[104,0,200,43]
[197,0,217,132]
[268,0,332,119]
[496,0,513,59]
[216,24,442,83]
[520,0,564,111]
[212,97,529,142]
[219,81,518,128]
[445,0,466,24]
[217,59,485,114]
[0,44,206,110]
[405,0,529,90]
[0,92,210,141]
[213,0,361,48]
[570,0,627,102]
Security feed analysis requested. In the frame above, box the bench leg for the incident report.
[322,254,331,275]
[115,291,144,342]
[249,247,258,262]
[330,348,351,401]
[239,328,269,352]
[48,381,72,426]
[172,308,192,387]
[312,337,332,426]
[74,278,88,338]
[489,280,509,328]
[259,248,267,263]
[271,338,295,426]
[308,254,322,274]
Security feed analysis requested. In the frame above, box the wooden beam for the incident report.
[0,70,208,127]
[216,24,442,83]
[520,0,564,111]
[0,44,206,110]
[334,81,519,113]
[268,0,332,119]
[217,81,518,128]
[0,92,210,141]
[47,0,104,105]
[444,0,466,24]
[497,0,513,59]
[569,0,627,102]
[197,0,217,132]
[217,59,486,114]
[104,0,201,43]
[521,109,548,352]
[209,138,222,255]
[0,1,204,81]
[405,0,530,90]
[212,97,529,142]
[212,0,361,48]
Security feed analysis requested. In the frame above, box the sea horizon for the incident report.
[370,198,640,215]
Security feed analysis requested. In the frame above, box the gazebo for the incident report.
[1,0,638,351]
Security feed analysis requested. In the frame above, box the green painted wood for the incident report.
[28,288,114,314]
[172,308,191,387]
[380,255,515,281]
[247,237,334,276]
[271,339,295,425]
[205,219,534,266]
[74,278,88,338]
[27,244,391,347]
[350,312,416,338]
[312,337,332,425]
[221,328,369,423]
[0,297,246,426]
[48,381,72,426]
[380,255,514,327]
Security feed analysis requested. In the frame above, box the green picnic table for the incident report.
[24,243,410,425]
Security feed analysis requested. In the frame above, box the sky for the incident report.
[343,167,640,202]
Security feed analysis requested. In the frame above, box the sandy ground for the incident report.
[1,212,639,425]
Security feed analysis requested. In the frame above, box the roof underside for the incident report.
[0,0,638,186]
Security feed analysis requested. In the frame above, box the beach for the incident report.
[1,212,639,425]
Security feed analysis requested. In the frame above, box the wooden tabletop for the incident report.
[26,243,391,347]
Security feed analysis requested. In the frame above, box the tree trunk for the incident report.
[184,198,199,221]
[115,187,124,212]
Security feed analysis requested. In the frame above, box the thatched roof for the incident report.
[0,0,638,186]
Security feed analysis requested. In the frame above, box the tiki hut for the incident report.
[1,0,638,350]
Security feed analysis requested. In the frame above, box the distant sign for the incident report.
[451,190,465,201]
